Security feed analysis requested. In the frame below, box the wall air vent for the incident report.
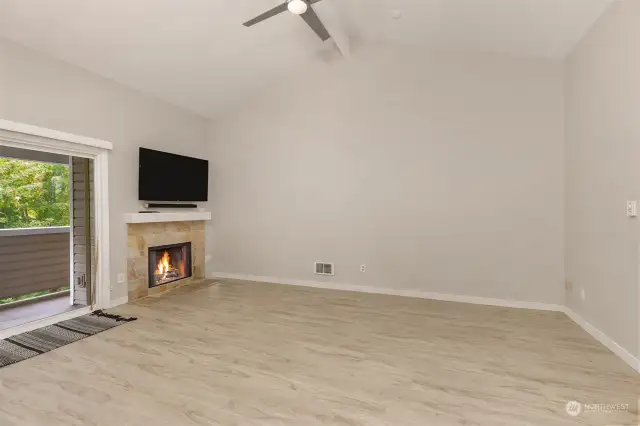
[314,262,334,276]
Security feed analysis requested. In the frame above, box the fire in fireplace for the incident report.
[148,242,192,287]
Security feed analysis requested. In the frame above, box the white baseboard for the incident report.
[109,296,129,308]
[563,307,639,373]
[210,272,565,311]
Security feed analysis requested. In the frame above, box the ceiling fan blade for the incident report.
[300,6,331,41]
[309,0,323,4]
[243,2,288,27]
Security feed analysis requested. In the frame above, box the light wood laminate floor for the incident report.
[0,279,637,425]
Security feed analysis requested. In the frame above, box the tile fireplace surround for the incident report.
[127,220,205,301]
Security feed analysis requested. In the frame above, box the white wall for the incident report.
[0,37,209,302]
[565,1,640,358]
[208,45,565,304]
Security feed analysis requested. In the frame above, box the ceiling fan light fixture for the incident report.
[287,0,308,15]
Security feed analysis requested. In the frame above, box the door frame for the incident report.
[0,119,113,337]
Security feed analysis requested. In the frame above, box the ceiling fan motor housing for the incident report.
[287,0,308,15]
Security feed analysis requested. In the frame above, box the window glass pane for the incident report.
[0,157,70,229]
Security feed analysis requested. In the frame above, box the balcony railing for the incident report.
[0,226,70,300]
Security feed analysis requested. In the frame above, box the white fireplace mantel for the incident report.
[124,211,211,224]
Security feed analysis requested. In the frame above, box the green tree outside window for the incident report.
[0,158,70,229]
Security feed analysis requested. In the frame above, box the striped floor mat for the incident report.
[0,310,136,369]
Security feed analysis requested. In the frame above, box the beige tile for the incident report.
[166,222,191,233]
[147,284,169,296]
[127,236,145,258]
[127,286,147,302]
[128,278,146,293]
[127,239,138,260]
[193,265,203,278]
[127,257,147,281]
[136,235,147,254]
[147,232,189,248]
[191,233,205,249]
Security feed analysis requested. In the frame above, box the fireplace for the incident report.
[148,242,192,288]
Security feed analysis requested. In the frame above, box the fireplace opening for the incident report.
[148,242,192,288]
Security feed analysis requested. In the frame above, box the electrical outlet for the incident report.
[627,200,637,217]
[117,273,126,284]
[580,288,586,301]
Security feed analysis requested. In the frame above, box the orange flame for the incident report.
[156,250,174,276]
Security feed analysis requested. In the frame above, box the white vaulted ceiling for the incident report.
[0,0,610,117]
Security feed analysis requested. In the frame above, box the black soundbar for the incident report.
[144,203,198,209]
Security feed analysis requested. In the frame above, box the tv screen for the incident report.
[138,148,209,202]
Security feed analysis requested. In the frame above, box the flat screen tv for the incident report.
[138,148,209,202]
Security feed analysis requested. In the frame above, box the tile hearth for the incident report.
[127,220,205,301]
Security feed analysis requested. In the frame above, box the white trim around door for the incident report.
[0,119,113,338]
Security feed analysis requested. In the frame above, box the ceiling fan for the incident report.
[243,0,331,42]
